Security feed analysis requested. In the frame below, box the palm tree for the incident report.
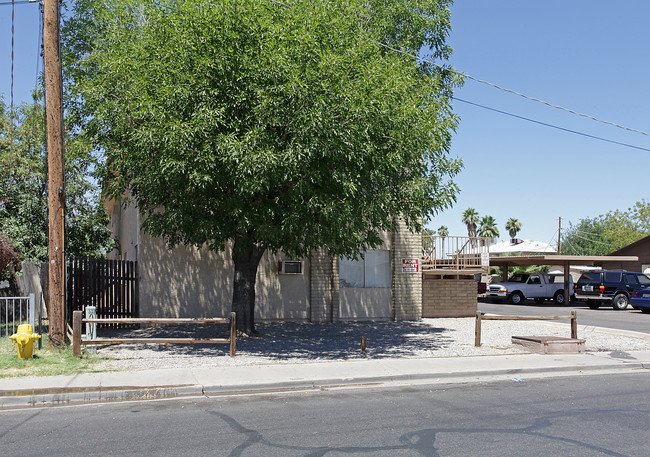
[478,215,499,245]
[462,208,479,247]
[505,218,522,240]
[437,225,449,256]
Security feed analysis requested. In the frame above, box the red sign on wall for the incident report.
[402,258,419,273]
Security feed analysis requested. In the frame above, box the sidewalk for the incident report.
[2,349,649,410]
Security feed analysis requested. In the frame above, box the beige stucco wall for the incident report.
[106,196,140,261]
[339,287,392,320]
[114,197,424,322]
[138,231,309,320]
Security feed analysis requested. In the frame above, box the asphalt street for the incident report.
[2,372,649,456]
[479,299,650,334]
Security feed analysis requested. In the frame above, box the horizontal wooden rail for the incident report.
[475,311,577,347]
[83,338,231,345]
[73,311,236,357]
[82,318,230,325]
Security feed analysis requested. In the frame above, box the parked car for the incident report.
[630,287,650,313]
[573,270,650,310]
[487,273,573,305]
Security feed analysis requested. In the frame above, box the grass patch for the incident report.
[0,336,111,378]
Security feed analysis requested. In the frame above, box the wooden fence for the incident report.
[72,311,237,357]
[475,311,578,347]
[66,258,139,327]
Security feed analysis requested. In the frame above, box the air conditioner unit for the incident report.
[510,238,523,245]
[278,260,303,275]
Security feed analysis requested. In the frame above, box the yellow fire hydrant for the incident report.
[9,324,41,360]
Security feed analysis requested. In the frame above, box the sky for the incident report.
[1,1,649,249]
[433,1,650,246]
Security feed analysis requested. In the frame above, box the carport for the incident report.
[489,255,639,304]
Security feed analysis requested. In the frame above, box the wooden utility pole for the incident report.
[43,0,66,345]
[557,217,562,255]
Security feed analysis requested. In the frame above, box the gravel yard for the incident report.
[92,317,650,371]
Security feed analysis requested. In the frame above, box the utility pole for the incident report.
[558,217,562,255]
[43,0,66,345]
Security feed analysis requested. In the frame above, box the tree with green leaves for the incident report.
[0,97,115,267]
[0,232,21,281]
[437,225,449,255]
[462,208,479,246]
[62,0,463,333]
[560,218,610,256]
[560,201,650,255]
[505,218,522,240]
[478,215,499,241]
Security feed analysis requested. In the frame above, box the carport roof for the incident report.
[488,255,638,267]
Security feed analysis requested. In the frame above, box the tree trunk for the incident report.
[231,236,266,334]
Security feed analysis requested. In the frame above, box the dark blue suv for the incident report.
[574,270,650,310]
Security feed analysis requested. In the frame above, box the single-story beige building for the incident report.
[106,197,426,322]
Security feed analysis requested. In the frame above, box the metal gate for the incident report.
[1,294,41,353]
[66,258,139,327]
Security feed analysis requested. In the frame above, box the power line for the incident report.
[569,233,611,246]
[452,97,650,153]
[35,1,43,93]
[573,229,605,238]
[0,0,38,5]
[373,40,650,138]
[10,0,645,143]
[11,0,15,112]
[261,0,650,139]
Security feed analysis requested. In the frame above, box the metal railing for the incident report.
[1,293,42,353]
[422,235,490,271]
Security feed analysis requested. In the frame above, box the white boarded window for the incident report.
[340,250,391,288]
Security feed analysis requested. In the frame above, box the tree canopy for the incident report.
[0,97,115,267]
[478,215,499,239]
[505,218,522,239]
[0,232,21,280]
[560,200,650,255]
[62,0,463,332]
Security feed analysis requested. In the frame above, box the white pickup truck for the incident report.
[487,273,573,304]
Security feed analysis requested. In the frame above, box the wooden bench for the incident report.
[72,311,236,357]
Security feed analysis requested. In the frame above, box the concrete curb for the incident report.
[0,385,204,410]
[2,359,648,410]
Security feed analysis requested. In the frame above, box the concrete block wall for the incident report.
[422,278,477,318]
[310,249,338,323]
[392,220,423,321]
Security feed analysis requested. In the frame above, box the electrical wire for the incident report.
[573,229,606,238]
[563,239,580,255]
[11,0,15,112]
[34,0,43,93]
[452,97,650,153]
[260,0,650,139]
[0,0,35,5]
[11,0,647,143]
[570,233,611,246]
[372,40,650,138]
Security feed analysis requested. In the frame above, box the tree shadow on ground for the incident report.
[98,321,455,361]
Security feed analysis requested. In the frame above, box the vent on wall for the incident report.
[278,260,303,275]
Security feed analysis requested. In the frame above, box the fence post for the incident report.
[571,310,578,339]
[475,311,482,347]
[229,312,236,357]
[86,306,97,353]
[72,310,82,358]
[28,293,36,329]
[37,292,43,349]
